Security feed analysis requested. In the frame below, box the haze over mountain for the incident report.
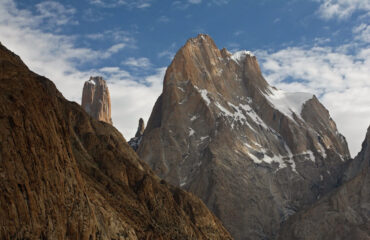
[138,34,352,240]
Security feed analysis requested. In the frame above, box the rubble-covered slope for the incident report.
[0,43,232,240]
[138,34,351,240]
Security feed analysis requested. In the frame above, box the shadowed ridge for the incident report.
[278,126,370,240]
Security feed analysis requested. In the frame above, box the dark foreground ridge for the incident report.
[0,42,232,240]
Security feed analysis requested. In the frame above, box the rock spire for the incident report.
[81,76,112,124]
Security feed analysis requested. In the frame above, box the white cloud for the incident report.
[173,0,229,9]
[158,42,177,60]
[86,29,136,46]
[105,43,126,56]
[106,68,165,138]
[0,0,163,140]
[158,15,170,23]
[88,0,151,9]
[353,23,370,43]
[257,44,370,156]
[122,57,151,68]
[233,30,244,36]
[189,0,202,4]
[316,0,370,20]
[209,0,230,5]
[36,1,77,27]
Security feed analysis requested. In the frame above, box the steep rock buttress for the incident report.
[138,34,351,240]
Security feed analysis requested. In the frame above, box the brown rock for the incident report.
[138,34,351,240]
[135,118,145,137]
[128,118,146,151]
[0,43,232,240]
[278,126,370,240]
[81,76,112,124]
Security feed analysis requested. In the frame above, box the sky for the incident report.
[0,0,369,156]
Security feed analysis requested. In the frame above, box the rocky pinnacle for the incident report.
[129,118,146,151]
[135,118,145,138]
[81,76,112,124]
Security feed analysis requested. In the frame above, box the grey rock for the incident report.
[138,34,351,240]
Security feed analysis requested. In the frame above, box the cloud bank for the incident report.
[0,0,164,140]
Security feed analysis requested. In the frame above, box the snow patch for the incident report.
[177,86,185,92]
[87,79,96,85]
[200,136,209,141]
[194,86,211,106]
[301,150,315,162]
[244,142,297,173]
[188,127,195,137]
[231,50,255,64]
[190,115,199,122]
[317,142,327,159]
[180,176,187,187]
[265,87,314,121]
[214,101,269,131]
[216,68,223,76]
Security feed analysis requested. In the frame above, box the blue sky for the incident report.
[0,0,369,155]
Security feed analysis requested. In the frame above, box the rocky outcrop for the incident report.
[135,118,145,137]
[0,43,232,240]
[128,118,145,151]
[138,34,351,240]
[81,76,112,124]
[278,126,370,240]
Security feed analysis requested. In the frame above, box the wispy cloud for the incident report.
[158,15,170,23]
[353,23,370,43]
[36,1,77,28]
[188,0,202,4]
[233,30,244,36]
[122,57,152,68]
[173,0,230,9]
[104,43,127,57]
[208,0,230,6]
[315,0,370,20]
[257,39,370,156]
[158,42,177,60]
[86,29,135,43]
[88,0,152,9]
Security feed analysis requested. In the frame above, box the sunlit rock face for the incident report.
[278,126,370,240]
[81,76,112,124]
[138,34,351,240]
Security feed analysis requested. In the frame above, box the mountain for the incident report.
[0,43,232,240]
[81,76,112,124]
[278,126,370,240]
[138,34,351,240]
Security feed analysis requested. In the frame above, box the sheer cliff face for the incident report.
[81,76,112,124]
[278,127,370,240]
[138,34,351,240]
[0,43,232,240]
